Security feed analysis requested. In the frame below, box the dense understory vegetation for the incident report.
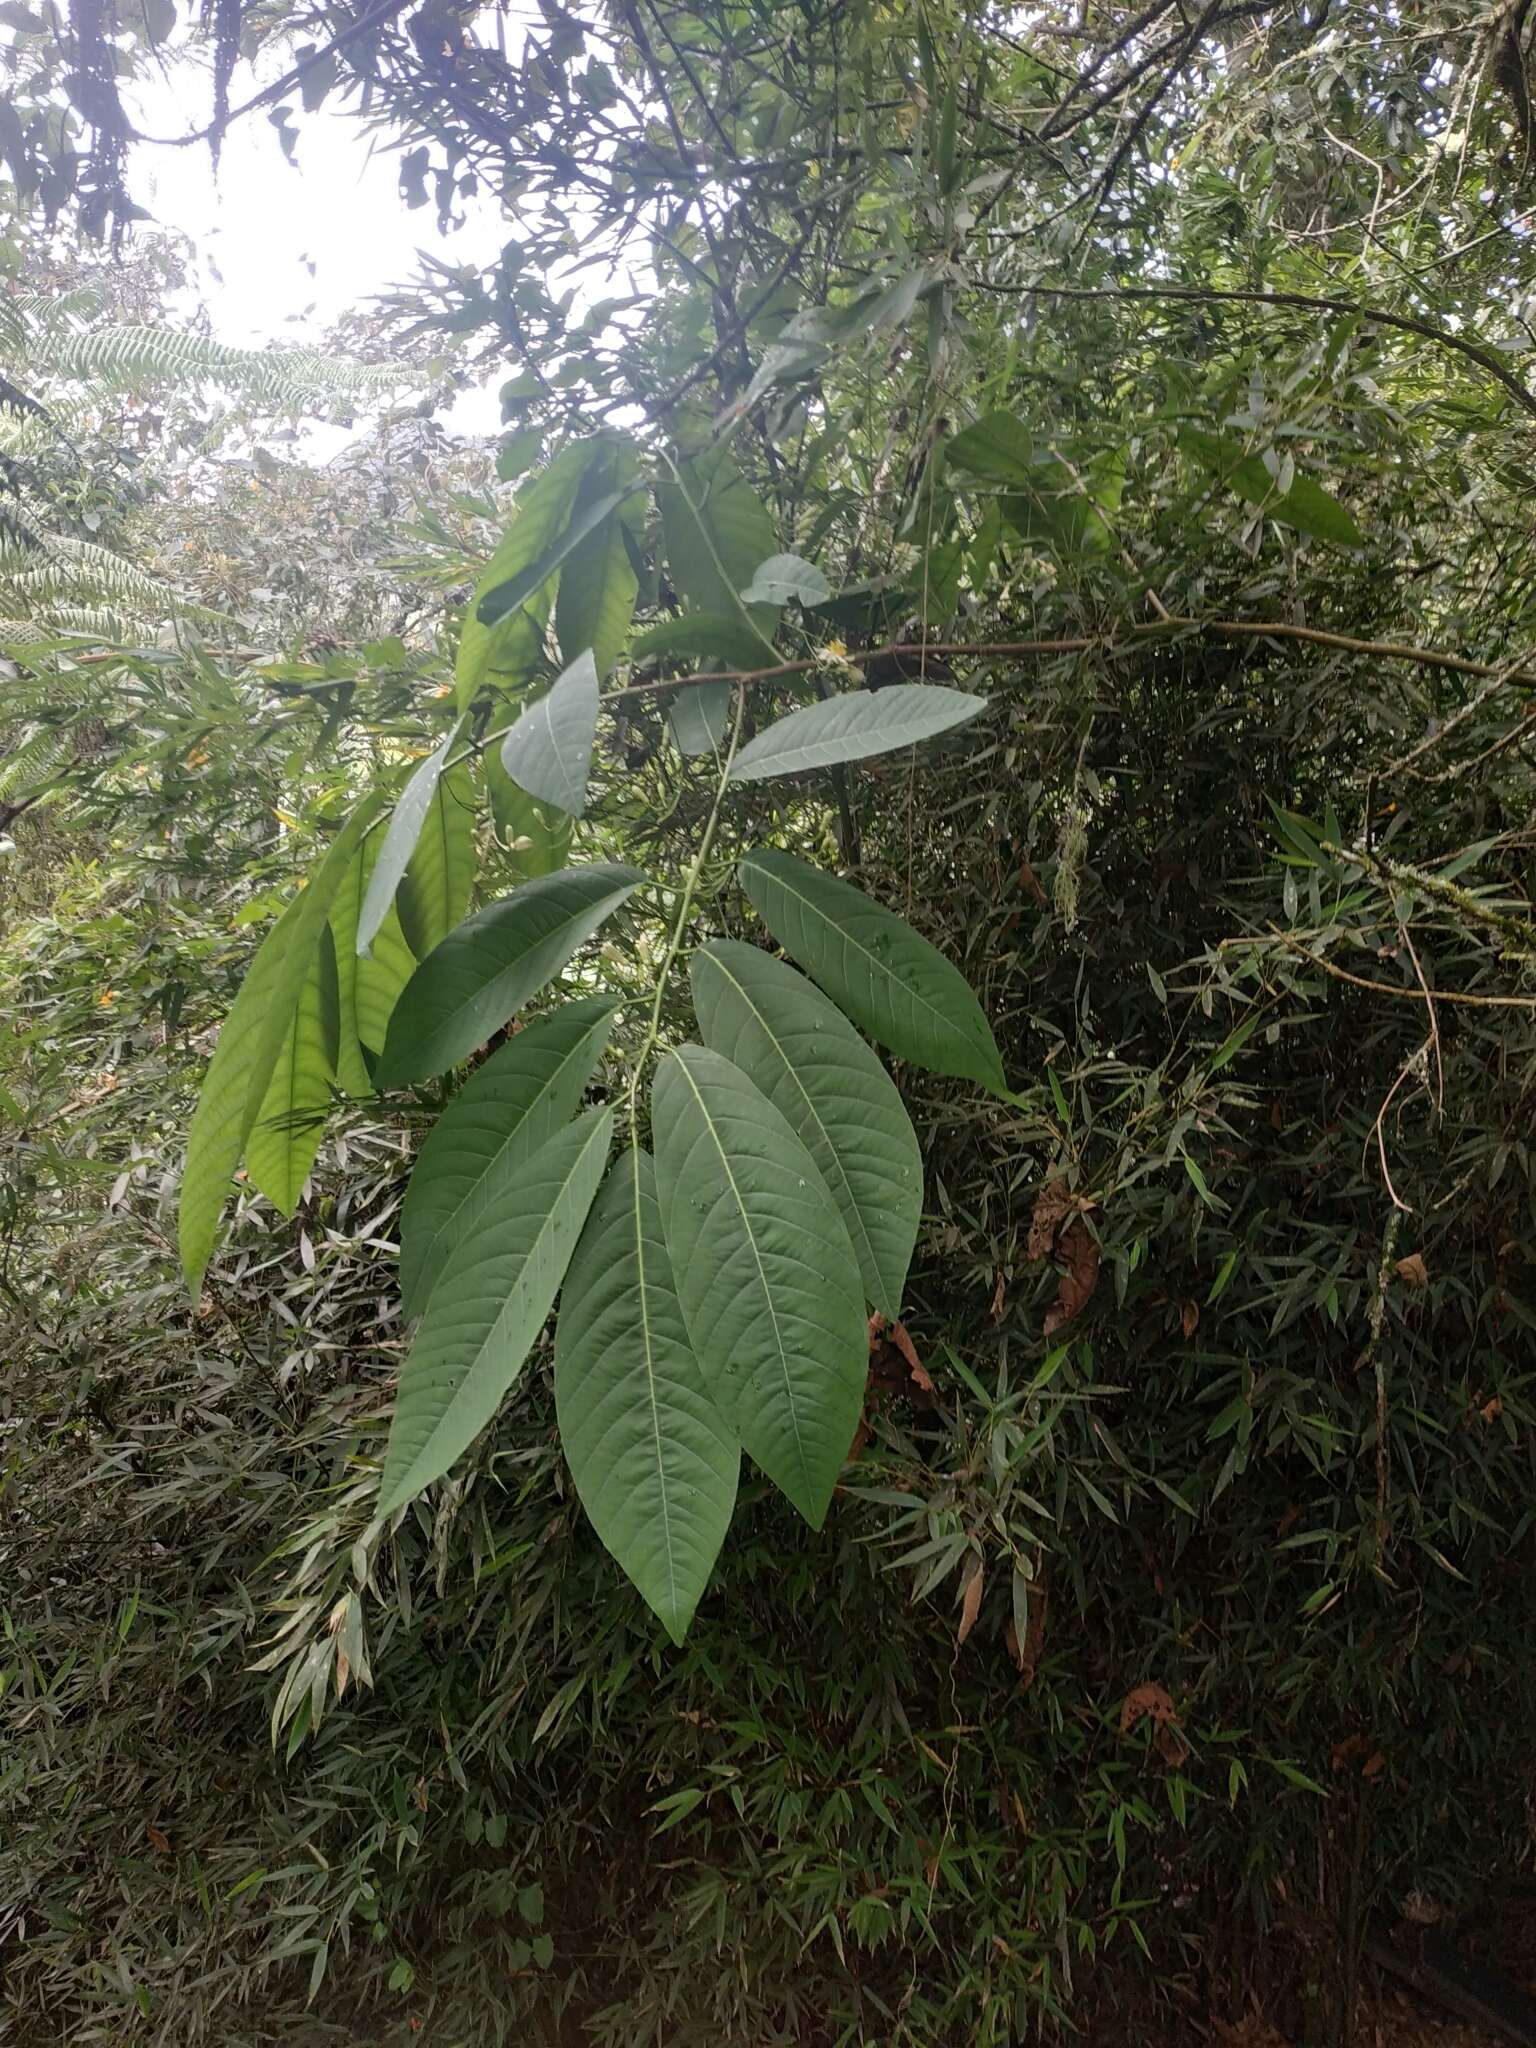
[5,2,1536,2041]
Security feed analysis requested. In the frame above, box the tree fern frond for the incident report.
[48,326,410,402]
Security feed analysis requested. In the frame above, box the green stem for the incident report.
[625,685,746,1130]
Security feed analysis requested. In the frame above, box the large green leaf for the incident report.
[555,1147,739,1643]
[651,1045,866,1527]
[397,760,476,958]
[328,830,381,1095]
[355,905,417,1056]
[485,751,573,878]
[358,732,457,957]
[455,440,603,709]
[740,552,832,607]
[179,796,383,1291]
[728,683,987,782]
[1182,430,1363,546]
[246,925,340,1216]
[498,649,600,818]
[668,681,733,757]
[945,410,1044,486]
[399,995,620,1317]
[475,486,634,628]
[555,448,640,679]
[376,863,642,1087]
[738,848,1006,1092]
[378,1107,614,1517]
[690,941,921,1317]
[631,612,765,672]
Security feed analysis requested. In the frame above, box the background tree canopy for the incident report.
[6,1,1536,2043]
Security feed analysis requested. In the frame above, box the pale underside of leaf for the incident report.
[652,1045,866,1528]
[690,940,921,1317]
[728,683,988,782]
[378,1106,614,1516]
[555,1147,738,1644]
[399,994,620,1317]
[499,648,600,818]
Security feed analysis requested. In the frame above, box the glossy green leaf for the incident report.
[555,1147,739,1643]
[455,440,603,709]
[476,485,632,627]
[498,649,600,818]
[399,994,620,1317]
[378,1107,613,1516]
[631,612,765,672]
[946,410,1043,485]
[485,751,573,878]
[397,760,476,958]
[376,863,642,1087]
[728,683,987,782]
[355,906,417,1056]
[179,796,382,1291]
[651,1045,866,1527]
[657,450,779,636]
[690,941,921,1317]
[1182,431,1363,546]
[738,847,1006,1092]
[740,552,832,607]
[555,452,639,679]
[328,830,381,1094]
[358,731,458,957]
[246,925,340,1216]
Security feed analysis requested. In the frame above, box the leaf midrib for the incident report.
[696,950,883,1307]
[672,1056,811,1503]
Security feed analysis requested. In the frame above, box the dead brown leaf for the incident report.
[1026,1177,1074,1261]
[1480,1395,1503,1425]
[1395,1251,1428,1288]
[1018,860,1048,909]
[989,1268,1006,1320]
[956,1559,984,1647]
[1005,1567,1049,1689]
[146,1824,171,1854]
[1120,1681,1178,1734]
[1180,1299,1200,1339]
[889,1320,934,1392]
[1043,1215,1100,1336]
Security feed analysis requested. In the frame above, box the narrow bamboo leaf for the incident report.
[399,994,620,1317]
[397,760,476,958]
[498,650,600,818]
[555,512,638,680]
[246,925,340,1216]
[378,1107,613,1516]
[485,750,573,878]
[651,1045,866,1527]
[1182,431,1363,546]
[455,440,602,709]
[376,863,642,1087]
[358,732,457,957]
[475,486,632,627]
[738,847,1006,1092]
[179,796,382,1291]
[668,682,733,757]
[690,941,921,1317]
[555,1147,739,1643]
[740,552,832,607]
[729,684,987,782]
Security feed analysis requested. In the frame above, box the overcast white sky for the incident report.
[123,61,508,436]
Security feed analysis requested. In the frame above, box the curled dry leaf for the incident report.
[146,1824,171,1854]
[888,1318,935,1393]
[1120,1680,1187,1767]
[1005,1568,1049,1689]
[1180,1299,1200,1339]
[1026,1177,1073,1261]
[989,1269,1006,1319]
[1044,1217,1099,1336]
[956,1557,985,1647]
[1028,1177,1101,1336]
[1395,1251,1428,1288]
